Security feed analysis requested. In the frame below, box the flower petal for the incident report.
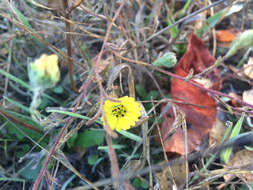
[102,96,141,132]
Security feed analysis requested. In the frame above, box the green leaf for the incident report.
[167,19,179,39]
[208,10,223,28]
[16,144,30,158]
[38,96,50,110]
[67,132,78,148]
[53,86,63,94]
[136,84,147,98]
[133,178,141,188]
[225,30,253,59]
[118,130,142,142]
[152,52,177,68]
[222,112,245,163]
[175,43,186,55]
[75,130,104,148]
[19,160,42,180]
[147,90,158,100]
[200,3,244,35]
[198,10,223,36]
[225,3,244,16]
[132,177,148,189]
[88,154,99,165]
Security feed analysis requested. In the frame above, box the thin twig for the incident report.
[68,0,83,13]
[62,0,78,92]
[79,4,107,20]
[106,133,121,188]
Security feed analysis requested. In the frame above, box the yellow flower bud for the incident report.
[29,54,60,89]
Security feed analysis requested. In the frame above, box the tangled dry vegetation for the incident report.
[0,0,253,190]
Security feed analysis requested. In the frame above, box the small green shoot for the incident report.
[167,18,179,39]
[88,154,99,165]
[98,144,126,151]
[175,0,192,18]
[53,86,64,94]
[152,52,177,68]
[225,30,253,59]
[222,112,245,163]
[199,3,244,36]
[46,109,97,123]
[0,177,25,183]
[132,177,148,189]
[118,130,142,143]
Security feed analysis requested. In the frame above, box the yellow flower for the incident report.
[29,54,60,88]
[101,96,141,132]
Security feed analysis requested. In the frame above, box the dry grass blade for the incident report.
[107,63,136,98]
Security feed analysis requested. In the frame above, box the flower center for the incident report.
[112,104,127,118]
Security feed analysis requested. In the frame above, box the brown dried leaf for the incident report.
[155,162,187,190]
[209,118,227,147]
[224,149,253,183]
[106,63,135,98]
[243,89,253,105]
[91,54,112,82]
[92,55,113,75]
[243,57,253,80]
[193,77,213,89]
[194,12,207,33]
[47,0,64,10]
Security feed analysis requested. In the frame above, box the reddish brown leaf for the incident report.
[161,34,221,155]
